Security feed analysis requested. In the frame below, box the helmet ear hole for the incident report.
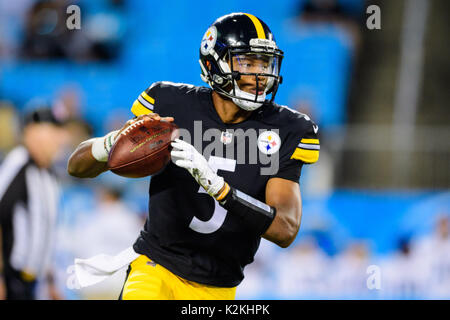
[213,74,225,85]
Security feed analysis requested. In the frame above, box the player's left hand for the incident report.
[170,139,224,198]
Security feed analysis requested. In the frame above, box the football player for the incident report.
[67,12,320,300]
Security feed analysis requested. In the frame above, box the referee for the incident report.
[0,107,66,300]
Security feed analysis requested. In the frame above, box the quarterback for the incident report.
[67,13,320,300]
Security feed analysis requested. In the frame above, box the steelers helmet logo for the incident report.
[200,26,217,56]
[257,130,281,155]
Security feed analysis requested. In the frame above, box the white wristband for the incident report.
[91,130,119,162]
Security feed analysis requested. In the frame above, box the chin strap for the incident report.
[231,86,266,111]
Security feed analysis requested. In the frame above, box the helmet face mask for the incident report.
[231,53,279,102]
[199,13,284,111]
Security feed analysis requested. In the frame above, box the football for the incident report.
[107,119,179,178]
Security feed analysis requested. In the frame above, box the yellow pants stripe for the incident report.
[122,255,236,300]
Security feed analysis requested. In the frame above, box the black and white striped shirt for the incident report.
[0,146,59,278]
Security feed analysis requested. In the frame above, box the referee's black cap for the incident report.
[23,107,64,127]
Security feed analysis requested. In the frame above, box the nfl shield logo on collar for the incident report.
[221,131,233,145]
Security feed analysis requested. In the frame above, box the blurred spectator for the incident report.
[53,85,85,121]
[78,0,126,61]
[380,237,427,299]
[296,0,362,47]
[299,0,360,21]
[0,106,67,299]
[21,0,125,61]
[63,118,93,152]
[331,241,371,298]
[275,237,330,298]
[52,117,93,181]
[21,0,74,59]
[0,102,20,159]
[277,0,363,129]
[68,184,143,299]
[413,214,450,298]
[237,239,279,299]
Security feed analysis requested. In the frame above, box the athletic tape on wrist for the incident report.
[215,182,231,201]
[207,174,225,198]
[91,130,119,162]
[105,130,119,152]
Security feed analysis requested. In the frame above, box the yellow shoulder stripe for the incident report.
[244,13,266,39]
[141,91,155,104]
[300,138,320,145]
[291,148,319,164]
[131,99,153,116]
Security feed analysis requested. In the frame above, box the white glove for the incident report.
[170,139,224,198]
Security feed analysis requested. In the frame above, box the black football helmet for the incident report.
[199,13,284,111]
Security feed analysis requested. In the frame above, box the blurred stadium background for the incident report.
[0,0,449,299]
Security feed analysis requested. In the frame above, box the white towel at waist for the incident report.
[73,246,140,288]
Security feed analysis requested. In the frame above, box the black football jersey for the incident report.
[131,81,320,287]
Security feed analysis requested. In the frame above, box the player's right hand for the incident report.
[170,138,225,198]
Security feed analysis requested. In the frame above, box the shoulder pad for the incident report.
[272,104,320,164]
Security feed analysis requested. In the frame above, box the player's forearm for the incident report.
[217,184,278,239]
[262,205,301,248]
[67,140,108,178]
[217,186,300,248]
[262,178,302,248]
[200,174,300,248]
